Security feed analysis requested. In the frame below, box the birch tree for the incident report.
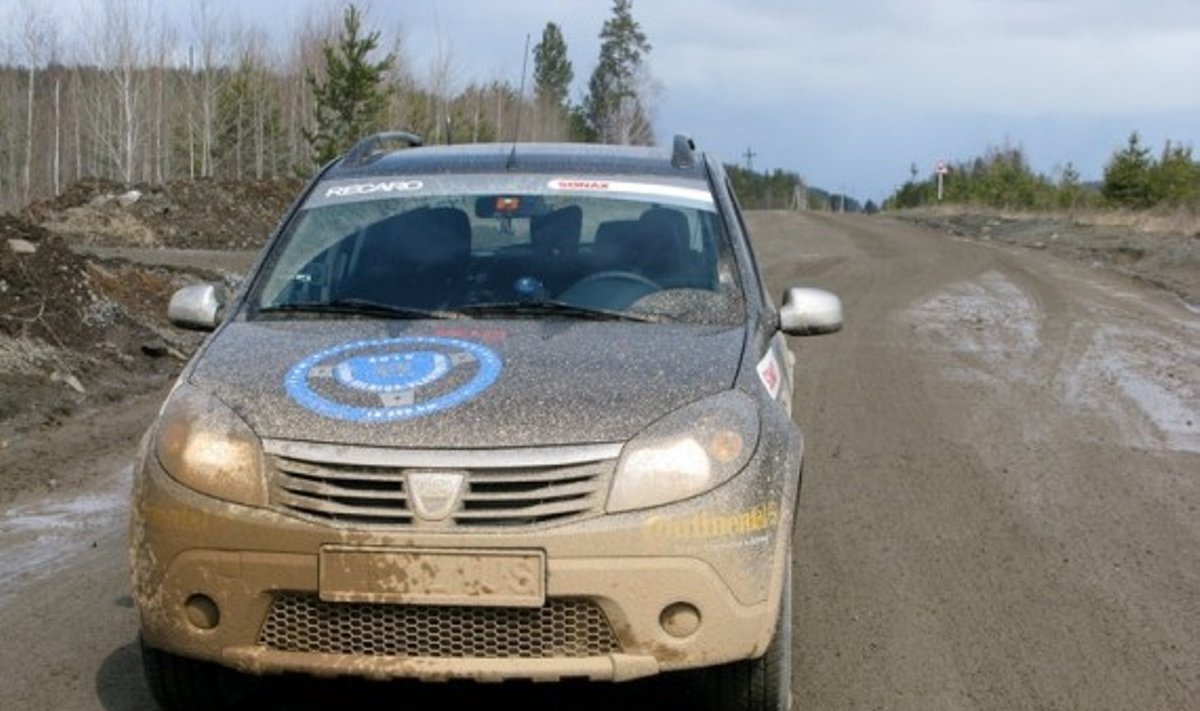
[84,0,153,183]
[16,0,52,202]
[190,0,225,177]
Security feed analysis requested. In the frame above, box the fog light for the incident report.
[660,602,701,638]
[184,594,220,630]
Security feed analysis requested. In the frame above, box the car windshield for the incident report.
[249,174,744,325]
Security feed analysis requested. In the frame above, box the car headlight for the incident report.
[607,390,759,513]
[154,384,268,507]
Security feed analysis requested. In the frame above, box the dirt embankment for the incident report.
[1,218,179,415]
[22,176,304,250]
[895,208,1200,308]
[1,177,302,502]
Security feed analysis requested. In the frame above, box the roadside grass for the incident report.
[900,204,1200,237]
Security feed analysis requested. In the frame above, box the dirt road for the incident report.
[1,212,1196,710]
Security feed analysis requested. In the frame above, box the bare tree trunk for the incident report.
[120,62,135,182]
[186,46,195,179]
[254,70,265,179]
[18,0,50,203]
[495,92,503,139]
[202,68,212,176]
[24,65,35,203]
[192,0,223,178]
[188,106,197,179]
[154,25,174,184]
[53,77,61,195]
[236,97,244,179]
[72,71,82,182]
[472,86,482,143]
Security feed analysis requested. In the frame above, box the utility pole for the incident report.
[742,147,757,172]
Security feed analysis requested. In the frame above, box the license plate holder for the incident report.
[318,546,546,607]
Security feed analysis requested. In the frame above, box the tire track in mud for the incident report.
[775,214,1052,710]
[766,212,1197,711]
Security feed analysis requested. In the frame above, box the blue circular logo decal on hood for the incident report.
[335,351,450,393]
[285,336,501,422]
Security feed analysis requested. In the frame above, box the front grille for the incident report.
[270,453,614,528]
[257,593,621,658]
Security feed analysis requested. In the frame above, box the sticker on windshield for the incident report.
[547,178,714,206]
[324,180,424,198]
[756,350,781,399]
[285,336,501,422]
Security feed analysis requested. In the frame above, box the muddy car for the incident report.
[130,132,842,711]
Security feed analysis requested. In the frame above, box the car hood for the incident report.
[188,319,745,448]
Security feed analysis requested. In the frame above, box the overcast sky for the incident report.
[24,0,1200,202]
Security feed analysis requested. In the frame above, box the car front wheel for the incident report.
[140,638,255,711]
[679,556,794,711]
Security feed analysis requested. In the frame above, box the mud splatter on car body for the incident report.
[129,134,842,711]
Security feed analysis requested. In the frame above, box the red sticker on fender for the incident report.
[757,351,781,399]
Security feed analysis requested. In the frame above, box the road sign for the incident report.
[935,160,949,201]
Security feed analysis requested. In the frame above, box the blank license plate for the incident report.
[319,547,545,607]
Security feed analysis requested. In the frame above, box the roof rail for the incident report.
[671,133,697,169]
[342,131,424,167]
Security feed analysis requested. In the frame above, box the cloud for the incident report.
[637,0,1200,116]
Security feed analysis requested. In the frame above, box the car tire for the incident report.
[680,556,794,711]
[140,638,253,711]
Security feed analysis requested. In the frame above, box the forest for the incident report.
[0,0,659,212]
[885,134,1200,213]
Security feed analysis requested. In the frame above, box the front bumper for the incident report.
[130,436,800,683]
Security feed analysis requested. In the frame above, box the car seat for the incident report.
[637,207,707,288]
[347,207,471,308]
[530,205,584,293]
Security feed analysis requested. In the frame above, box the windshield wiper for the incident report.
[458,300,667,323]
[259,298,464,320]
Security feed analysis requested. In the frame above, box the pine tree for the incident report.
[583,0,653,145]
[303,5,395,165]
[533,23,573,113]
[1102,132,1154,209]
[1057,162,1083,210]
[1148,141,1198,208]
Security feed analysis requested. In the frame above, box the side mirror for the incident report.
[168,284,224,331]
[779,287,842,336]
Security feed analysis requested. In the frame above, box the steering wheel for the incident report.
[566,270,661,292]
[558,270,662,310]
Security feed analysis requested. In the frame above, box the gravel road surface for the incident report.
[2,212,1195,710]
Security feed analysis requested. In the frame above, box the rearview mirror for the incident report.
[473,194,549,219]
[168,283,224,331]
[779,287,842,336]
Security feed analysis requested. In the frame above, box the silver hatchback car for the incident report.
[131,133,842,711]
